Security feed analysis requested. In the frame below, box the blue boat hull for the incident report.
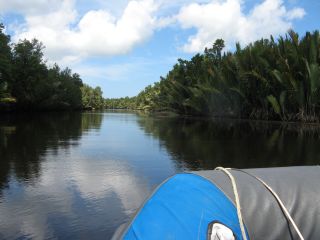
[113,166,320,240]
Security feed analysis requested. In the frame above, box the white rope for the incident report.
[215,167,248,240]
[233,169,304,240]
[215,167,305,240]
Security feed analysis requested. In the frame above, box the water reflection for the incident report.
[0,113,103,191]
[0,112,159,239]
[137,116,320,169]
[0,112,320,239]
[0,157,148,239]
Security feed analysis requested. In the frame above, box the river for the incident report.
[0,111,319,239]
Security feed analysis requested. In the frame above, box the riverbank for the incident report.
[0,101,95,113]
[105,108,320,124]
[3,102,320,126]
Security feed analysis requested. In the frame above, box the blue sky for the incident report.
[0,0,319,98]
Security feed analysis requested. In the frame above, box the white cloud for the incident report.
[286,7,305,20]
[11,0,158,64]
[176,0,306,52]
[3,0,306,65]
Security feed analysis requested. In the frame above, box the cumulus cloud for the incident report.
[11,0,158,64]
[176,0,306,52]
[3,0,306,64]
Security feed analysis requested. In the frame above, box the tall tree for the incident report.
[0,23,12,97]
[11,39,48,107]
[81,84,104,109]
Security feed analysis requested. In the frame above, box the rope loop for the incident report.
[215,167,247,240]
[215,167,304,240]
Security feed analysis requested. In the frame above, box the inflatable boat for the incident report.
[112,166,320,240]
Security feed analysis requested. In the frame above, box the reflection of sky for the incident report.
[0,112,178,239]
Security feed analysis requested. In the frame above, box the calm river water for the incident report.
[0,111,319,239]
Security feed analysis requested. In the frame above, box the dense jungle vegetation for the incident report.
[106,30,320,122]
[0,23,104,111]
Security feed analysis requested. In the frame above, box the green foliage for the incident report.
[111,32,320,122]
[0,22,102,111]
[105,96,137,110]
[45,65,83,109]
[81,84,104,109]
[0,23,12,97]
[267,95,281,116]
[10,39,84,109]
[11,39,48,106]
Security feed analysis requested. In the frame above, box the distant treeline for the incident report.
[105,97,137,110]
[0,23,104,111]
[106,30,320,122]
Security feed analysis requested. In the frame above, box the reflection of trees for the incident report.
[81,112,104,132]
[0,112,103,192]
[137,116,320,170]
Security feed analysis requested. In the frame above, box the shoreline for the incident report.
[2,106,320,126]
[105,108,320,125]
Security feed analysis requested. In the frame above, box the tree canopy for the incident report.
[0,23,104,111]
[106,31,320,122]
[81,84,104,110]
[0,23,12,98]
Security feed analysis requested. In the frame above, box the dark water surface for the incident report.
[0,112,319,239]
